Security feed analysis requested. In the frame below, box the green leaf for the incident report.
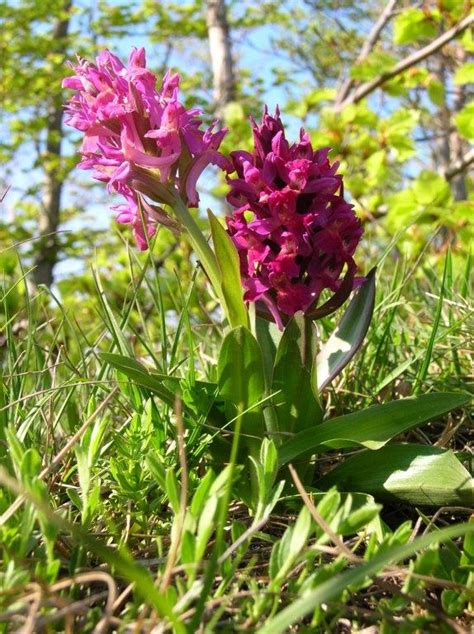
[393,8,437,45]
[413,170,451,205]
[427,79,445,106]
[286,506,312,565]
[208,209,249,329]
[272,314,323,435]
[278,392,470,467]
[454,61,474,85]
[218,326,265,409]
[258,522,474,634]
[101,353,218,420]
[223,101,245,124]
[319,444,473,506]
[316,268,376,391]
[455,102,474,140]
[218,326,266,443]
[100,352,177,406]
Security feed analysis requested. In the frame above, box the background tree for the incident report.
[257,0,473,252]
[1,0,472,293]
[206,0,237,114]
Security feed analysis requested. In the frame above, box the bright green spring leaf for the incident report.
[208,209,249,329]
[454,61,474,85]
[455,101,474,140]
[316,269,376,391]
[319,444,473,506]
[393,8,437,45]
[218,326,266,444]
[278,392,470,467]
[218,326,265,408]
[273,314,323,435]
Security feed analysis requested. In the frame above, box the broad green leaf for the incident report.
[413,170,451,205]
[350,51,397,81]
[218,326,266,442]
[393,8,437,45]
[278,392,470,466]
[218,326,265,408]
[255,316,282,437]
[272,314,323,435]
[315,268,376,391]
[208,209,249,329]
[258,522,474,634]
[100,352,177,406]
[255,316,282,387]
[427,79,445,106]
[365,150,387,180]
[101,353,221,427]
[319,444,473,506]
[454,61,474,85]
[455,102,474,140]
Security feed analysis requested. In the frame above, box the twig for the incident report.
[336,0,399,106]
[337,13,474,110]
[0,387,118,526]
[17,584,42,634]
[443,149,474,181]
[49,572,117,634]
[218,514,271,565]
[29,591,109,630]
[159,397,188,592]
[288,464,360,563]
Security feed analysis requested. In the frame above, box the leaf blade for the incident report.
[278,392,470,466]
[319,444,474,506]
[316,268,376,391]
[208,209,249,329]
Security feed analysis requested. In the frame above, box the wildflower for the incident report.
[63,48,228,249]
[226,108,363,328]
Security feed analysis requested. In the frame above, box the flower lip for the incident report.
[226,107,364,325]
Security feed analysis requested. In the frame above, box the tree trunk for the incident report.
[206,0,236,116]
[33,1,71,287]
[449,46,468,201]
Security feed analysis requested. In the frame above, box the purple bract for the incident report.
[63,48,228,249]
[226,108,364,327]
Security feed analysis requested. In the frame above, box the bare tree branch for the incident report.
[336,0,399,106]
[443,149,474,181]
[336,12,474,111]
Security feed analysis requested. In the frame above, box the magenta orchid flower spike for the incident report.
[63,48,229,249]
[226,107,364,328]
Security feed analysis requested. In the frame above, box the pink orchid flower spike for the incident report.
[63,48,229,249]
[226,107,364,327]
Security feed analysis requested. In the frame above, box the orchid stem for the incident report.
[171,194,223,301]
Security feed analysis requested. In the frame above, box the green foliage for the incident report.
[0,244,472,630]
[272,314,322,437]
[387,170,473,253]
[208,209,249,328]
[316,269,376,390]
[320,444,473,506]
[393,8,438,45]
[455,101,474,140]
